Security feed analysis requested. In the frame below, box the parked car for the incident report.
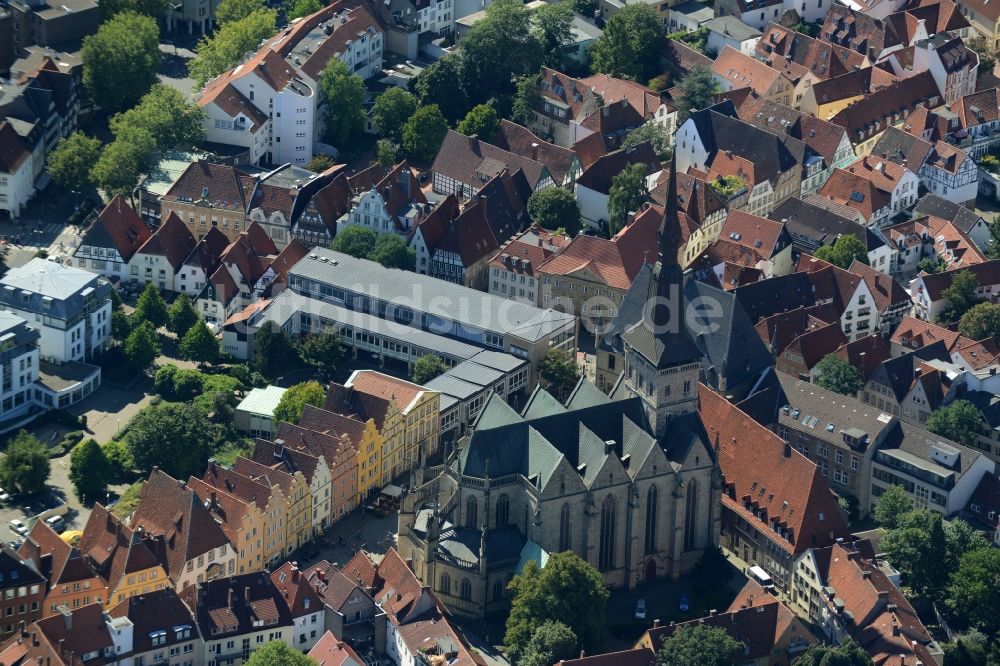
[634,598,646,620]
[679,594,689,612]
[0,488,10,503]
[8,519,27,536]
[45,515,66,534]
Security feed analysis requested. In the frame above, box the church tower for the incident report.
[621,156,703,436]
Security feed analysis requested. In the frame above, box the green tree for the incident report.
[520,621,578,666]
[98,0,168,20]
[622,121,672,161]
[969,36,997,78]
[504,552,609,662]
[919,256,947,274]
[607,163,647,235]
[167,293,199,338]
[873,484,913,530]
[245,641,317,666]
[947,547,1000,635]
[942,632,988,666]
[373,88,419,143]
[216,0,266,24]
[180,320,220,366]
[411,54,470,124]
[126,403,215,479]
[103,440,134,483]
[111,309,131,342]
[154,364,180,398]
[411,354,447,384]
[376,139,399,169]
[306,154,336,173]
[532,1,575,68]
[457,103,500,140]
[813,235,869,269]
[331,226,377,258]
[82,12,160,112]
[572,0,595,14]
[370,234,416,270]
[461,0,542,107]
[402,105,449,163]
[273,381,326,425]
[674,65,720,124]
[959,302,1000,343]
[945,518,991,573]
[92,127,156,198]
[0,431,50,496]
[527,187,581,236]
[985,215,1000,260]
[939,269,982,324]
[189,9,277,88]
[539,348,578,396]
[48,133,100,194]
[134,283,169,328]
[589,4,663,81]
[814,353,863,396]
[69,439,112,503]
[287,0,321,19]
[109,85,206,152]
[124,321,161,371]
[925,399,983,449]
[882,508,948,598]
[297,332,346,380]
[251,321,297,379]
[318,60,366,150]
[510,74,541,127]
[792,641,874,666]
[655,624,739,666]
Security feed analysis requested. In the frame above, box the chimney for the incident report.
[709,609,717,616]
[292,565,299,583]
[59,607,71,633]
[228,588,235,608]
[400,170,410,198]
[892,621,901,636]
[784,442,792,457]
[244,586,251,603]
[579,650,587,658]
[652,619,661,628]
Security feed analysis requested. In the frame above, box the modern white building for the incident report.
[0,122,34,220]
[0,258,112,364]
[0,311,40,425]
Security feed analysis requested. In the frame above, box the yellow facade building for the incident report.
[187,477,268,575]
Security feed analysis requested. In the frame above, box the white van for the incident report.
[45,515,66,534]
[748,564,774,590]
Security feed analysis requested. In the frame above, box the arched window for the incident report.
[559,504,572,552]
[440,572,451,594]
[644,485,658,554]
[684,480,699,551]
[460,579,472,600]
[496,494,510,526]
[492,578,503,602]
[599,495,617,571]
[465,496,478,529]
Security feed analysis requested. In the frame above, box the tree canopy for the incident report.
[815,354,863,396]
[98,0,167,20]
[655,624,739,666]
[167,294,199,338]
[411,354,447,385]
[245,641,317,666]
[608,163,648,235]
[318,60,367,150]
[110,85,206,152]
[124,321,161,371]
[296,333,346,380]
[331,226,378,258]
[520,621,578,666]
[306,154,337,173]
[216,0,266,24]
[251,321,297,380]
[590,4,664,81]
[82,12,160,113]
[504,552,609,662]
[91,126,156,198]
[373,88,419,144]
[881,508,948,598]
[947,547,1000,636]
[126,402,215,479]
[461,0,542,107]
[457,104,500,141]
[180,320,220,366]
[528,187,581,236]
[402,105,449,163]
[70,439,112,503]
[939,269,982,324]
[958,302,1000,343]
[411,55,470,124]
[134,284,169,328]
[370,234,416,271]
[48,133,101,194]
[925,399,983,449]
[539,348,578,397]
[0,431,50,496]
[273,381,326,425]
[814,235,868,269]
[532,1,575,69]
[190,9,277,88]
[287,0,322,19]
[623,121,672,161]
[674,65,719,124]
[792,641,874,666]
[873,484,913,530]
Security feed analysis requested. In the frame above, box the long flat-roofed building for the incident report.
[253,248,577,384]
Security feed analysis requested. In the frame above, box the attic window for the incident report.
[201,187,209,198]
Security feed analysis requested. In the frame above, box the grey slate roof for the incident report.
[0,259,111,320]
[913,194,984,235]
[288,248,576,343]
[769,197,885,252]
[704,16,763,41]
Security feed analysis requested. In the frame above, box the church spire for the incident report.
[658,154,682,271]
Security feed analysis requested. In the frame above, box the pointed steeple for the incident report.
[658,154,682,272]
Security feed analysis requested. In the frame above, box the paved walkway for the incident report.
[70,380,155,444]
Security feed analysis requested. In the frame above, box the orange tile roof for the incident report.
[347,370,426,411]
[720,210,786,259]
[700,386,849,556]
[712,46,784,97]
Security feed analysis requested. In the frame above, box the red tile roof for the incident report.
[712,46,784,96]
[308,630,365,666]
[270,561,321,618]
[700,386,850,555]
[0,121,30,174]
[135,212,198,271]
[93,196,152,263]
[720,210,787,259]
[557,649,655,666]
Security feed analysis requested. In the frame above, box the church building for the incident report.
[396,160,738,619]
